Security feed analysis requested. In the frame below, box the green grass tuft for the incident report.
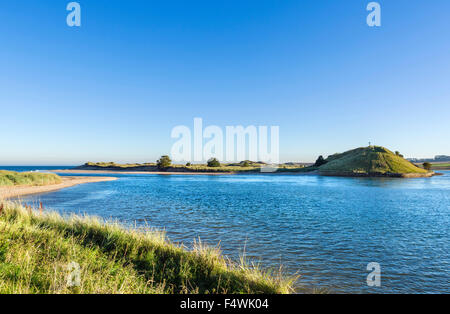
[0,171,62,187]
[0,202,296,294]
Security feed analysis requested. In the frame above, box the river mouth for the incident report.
[18,170,450,294]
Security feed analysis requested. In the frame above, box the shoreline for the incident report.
[51,169,320,176]
[0,176,117,199]
[53,169,237,175]
[319,171,436,178]
[51,169,440,178]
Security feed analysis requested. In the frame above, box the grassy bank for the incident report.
[0,171,61,187]
[0,202,295,294]
[79,162,312,173]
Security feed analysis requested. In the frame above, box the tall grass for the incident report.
[0,202,296,294]
[0,171,62,187]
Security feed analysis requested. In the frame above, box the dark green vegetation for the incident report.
[317,146,431,177]
[314,156,328,167]
[0,202,295,294]
[0,171,61,187]
[157,155,172,170]
[207,158,221,167]
[423,162,432,171]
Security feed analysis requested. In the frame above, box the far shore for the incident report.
[51,169,320,176]
[0,176,117,199]
[319,171,437,178]
[50,168,442,178]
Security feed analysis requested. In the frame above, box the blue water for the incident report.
[9,167,450,294]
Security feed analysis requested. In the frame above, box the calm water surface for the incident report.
[14,168,450,293]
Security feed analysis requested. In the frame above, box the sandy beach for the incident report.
[0,176,117,199]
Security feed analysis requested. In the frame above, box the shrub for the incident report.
[314,156,328,167]
[423,162,432,171]
[207,158,221,168]
[157,156,172,170]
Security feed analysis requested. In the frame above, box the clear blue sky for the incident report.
[0,0,449,165]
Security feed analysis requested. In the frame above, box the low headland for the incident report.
[0,170,116,199]
[68,146,436,178]
[0,202,295,294]
[73,160,312,174]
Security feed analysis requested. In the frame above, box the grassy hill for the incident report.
[0,171,61,187]
[318,146,432,177]
[0,202,295,294]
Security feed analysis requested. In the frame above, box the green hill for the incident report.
[318,146,433,177]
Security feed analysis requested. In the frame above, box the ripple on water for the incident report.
[21,171,450,293]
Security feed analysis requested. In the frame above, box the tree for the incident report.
[395,151,404,158]
[207,158,221,167]
[157,155,172,170]
[423,162,432,171]
[314,156,328,167]
[241,160,251,167]
[186,162,192,167]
